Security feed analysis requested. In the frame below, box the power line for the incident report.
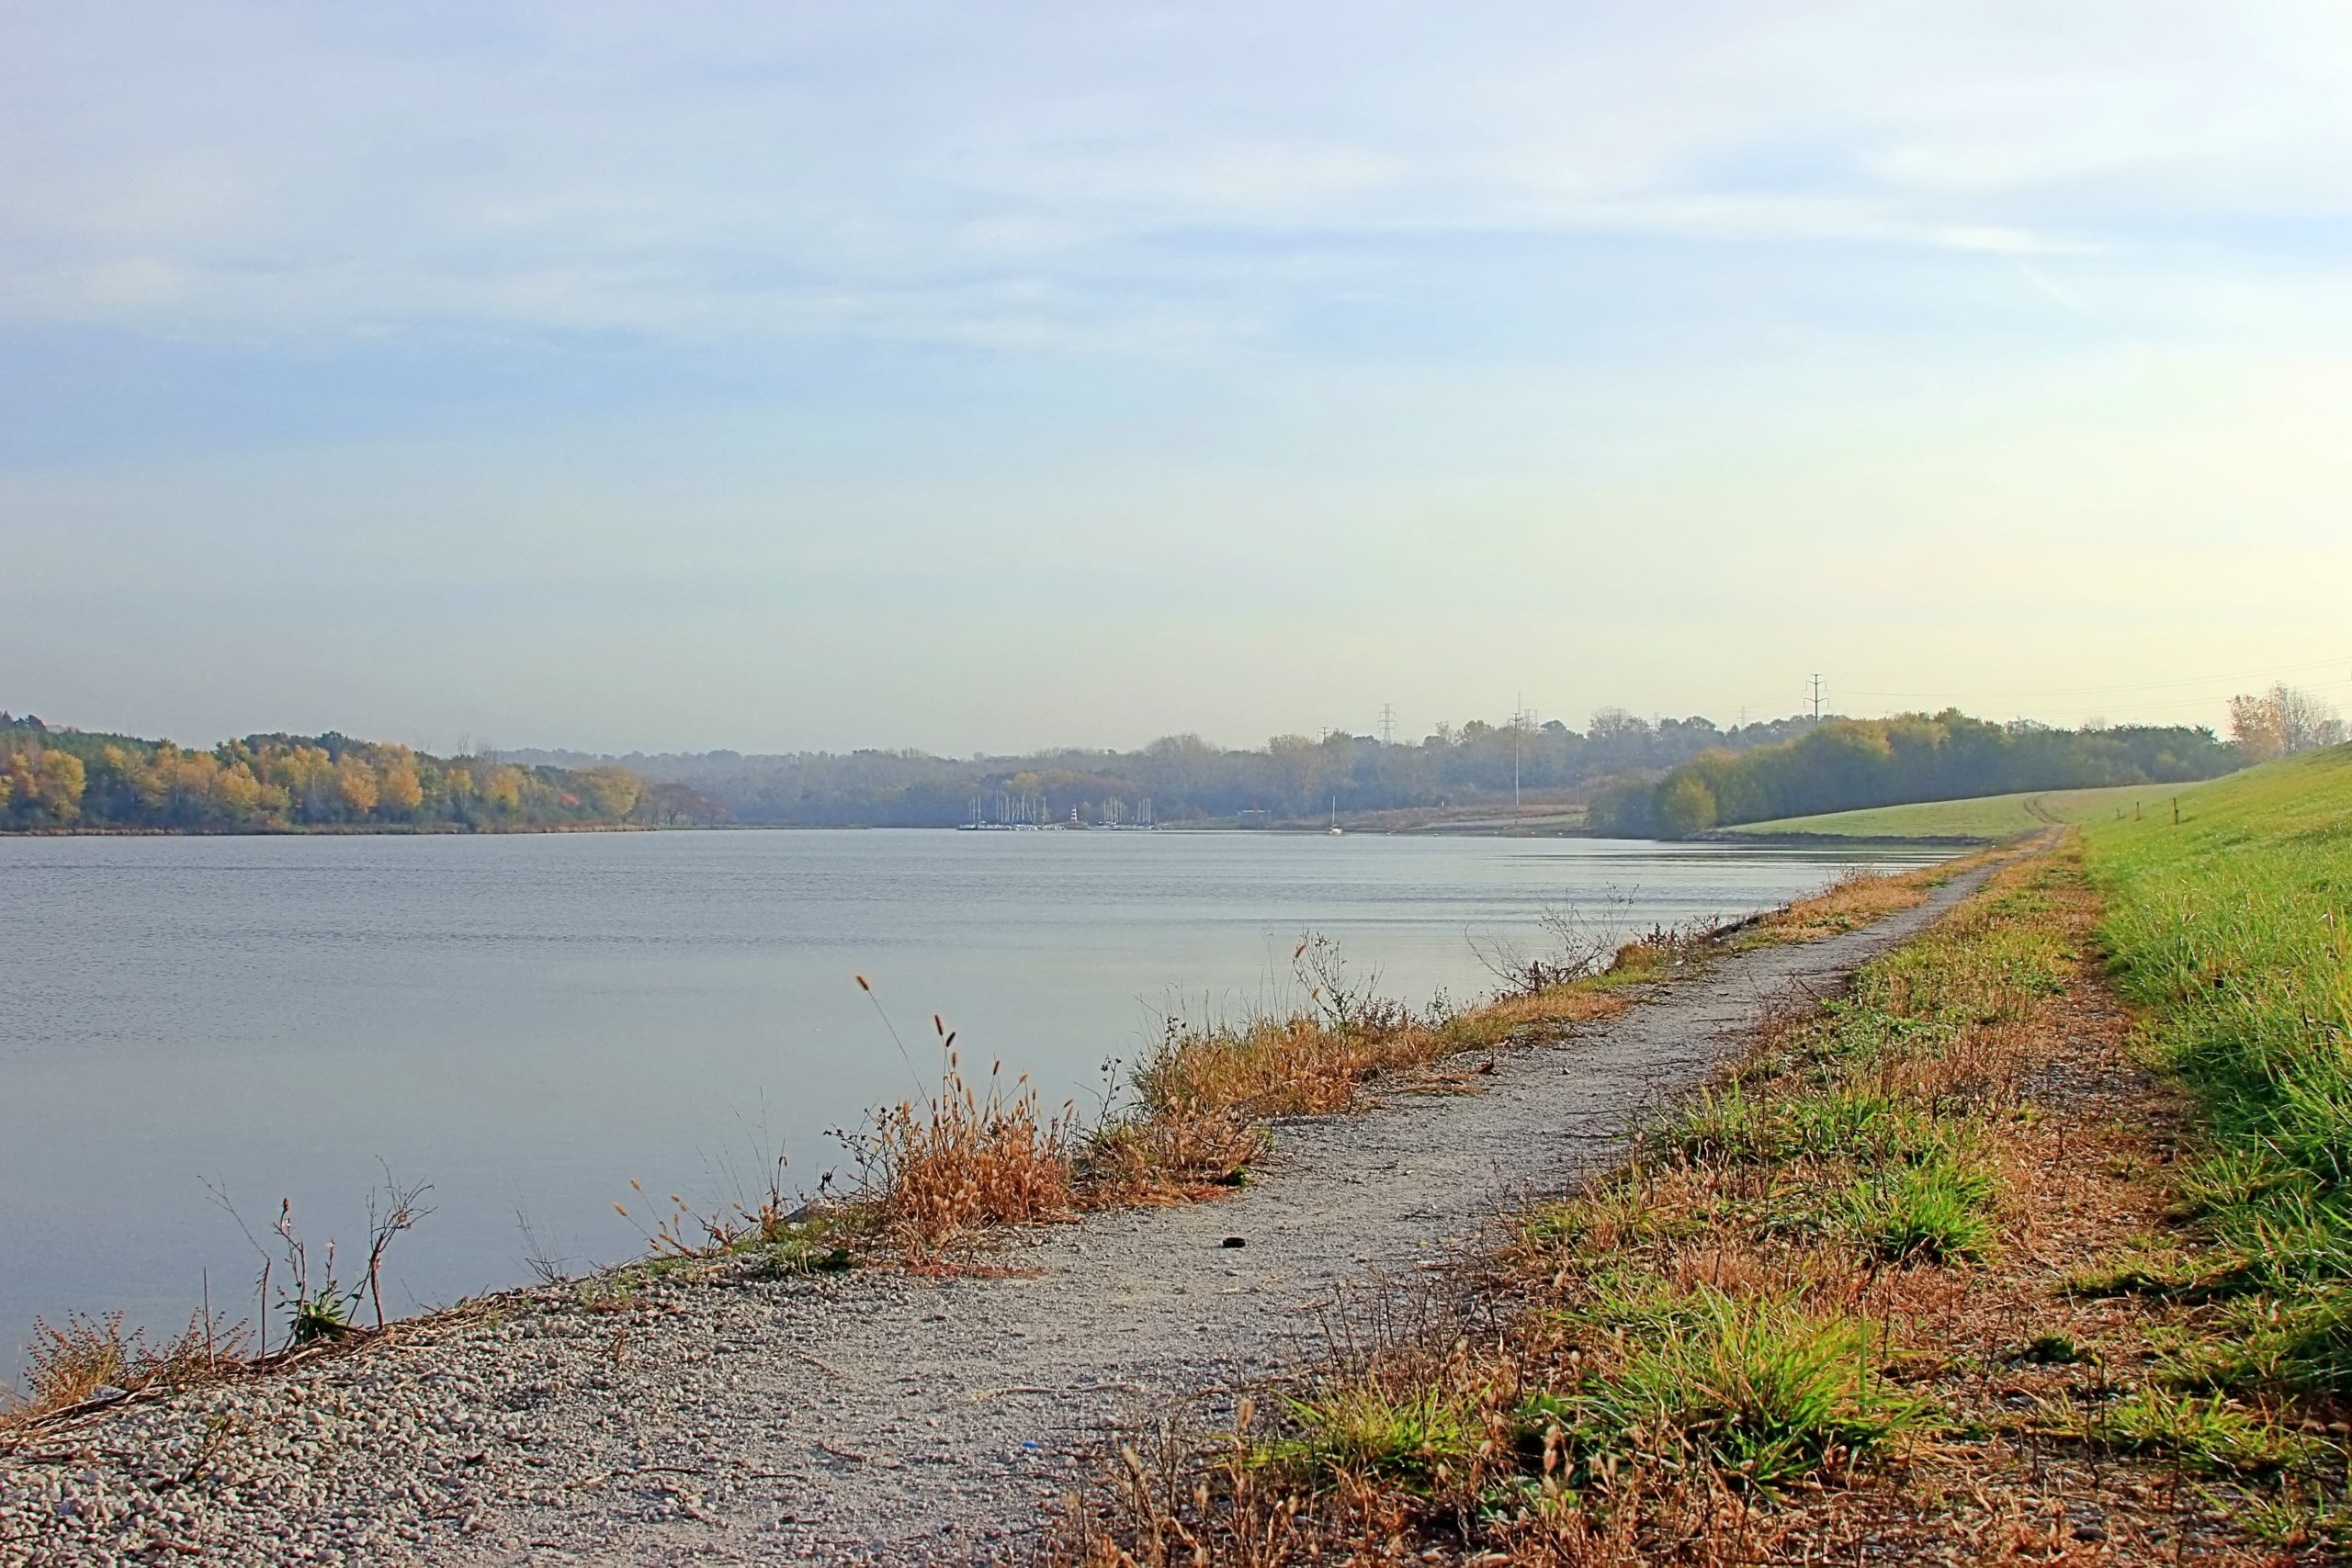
[1841,655,2351,703]
[1826,672,2352,728]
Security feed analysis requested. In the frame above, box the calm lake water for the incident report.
[0,829,1936,1361]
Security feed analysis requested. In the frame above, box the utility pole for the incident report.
[1511,694,1530,811]
[1809,674,1826,723]
[1378,703,1396,748]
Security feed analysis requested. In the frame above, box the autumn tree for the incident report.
[334,755,380,818]
[216,761,265,820]
[481,764,526,818]
[4,719,661,834]
[269,745,335,822]
[2,747,86,827]
[377,748,426,818]
[2230,683,2346,761]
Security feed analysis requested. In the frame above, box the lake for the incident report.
[0,829,1936,1361]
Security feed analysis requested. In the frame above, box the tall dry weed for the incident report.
[4,1307,247,1429]
[846,1047,1079,1254]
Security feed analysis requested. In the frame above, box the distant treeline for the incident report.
[0,715,710,832]
[514,711,1839,828]
[5,705,2254,838]
[1589,713,2237,838]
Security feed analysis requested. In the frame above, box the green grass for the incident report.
[1521,1283,1926,1492]
[1279,1380,1482,1485]
[2080,744,2352,1395]
[1720,782,2207,842]
[2087,1388,2320,1475]
[1838,1151,1998,1263]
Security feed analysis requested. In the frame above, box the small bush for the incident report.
[286,1286,353,1346]
[23,1313,137,1409]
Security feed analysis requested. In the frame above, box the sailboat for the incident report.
[1329,795,1343,835]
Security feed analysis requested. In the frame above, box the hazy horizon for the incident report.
[0,691,2267,767]
[7,4,2350,754]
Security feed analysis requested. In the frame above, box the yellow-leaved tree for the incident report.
[377,748,425,818]
[215,761,265,820]
[5,748,88,826]
[334,754,380,818]
[482,764,526,818]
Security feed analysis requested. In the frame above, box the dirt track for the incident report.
[0,870,1988,1567]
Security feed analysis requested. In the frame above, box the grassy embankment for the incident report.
[1718,779,2202,842]
[1048,749,2352,1564]
[0,863,1953,1432]
[2084,746,2352,1398]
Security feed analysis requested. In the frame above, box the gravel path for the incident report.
[0,871,1986,1567]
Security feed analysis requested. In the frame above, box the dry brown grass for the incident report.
[1037,845,2340,1565]
[845,1052,1080,1255]
[1140,988,1628,1123]
[1,1308,248,1433]
[866,863,1962,1234]
[1738,849,2001,947]
[1752,864,1930,941]
[1081,982,1628,1205]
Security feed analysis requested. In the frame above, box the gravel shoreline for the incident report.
[1,871,1987,1567]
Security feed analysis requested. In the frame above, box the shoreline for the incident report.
[1697,828,2003,847]
[0,859,1986,1563]
[0,821,659,838]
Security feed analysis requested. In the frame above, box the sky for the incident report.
[5,2,2350,755]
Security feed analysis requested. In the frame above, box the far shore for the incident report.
[0,821,661,838]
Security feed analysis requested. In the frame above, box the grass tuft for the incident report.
[843,1050,1080,1255]
[2089,1388,2320,1475]
[1529,1286,1927,1492]
[1838,1151,1998,1263]
[1278,1376,1483,1487]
